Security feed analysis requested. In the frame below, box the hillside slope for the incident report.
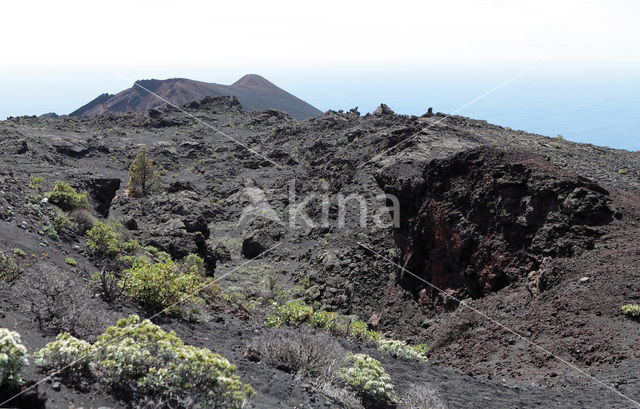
[1,99,640,408]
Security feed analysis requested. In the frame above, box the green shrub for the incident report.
[619,169,628,175]
[338,353,396,407]
[266,301,382,342]
[26,203,42,217]
[308,310,338,331]
[122,239,141,255]
[12,249,25,258]
[87,222,121,256]
[121,256,205,315]
[0,328,28,386]
[127,146,162,197]
[25,193,42,205]
[0,253,22,282]
[621,304,640,317]
[377,339,428,362]
[65,257,78,267]
[183,253,205,275]
[53,209,72,232]
[266,300,313,327]
[28,175,44,190]
[42,225,59,241]
[45,181,89,211]
[36,316,254,408]
[349,320,382,342]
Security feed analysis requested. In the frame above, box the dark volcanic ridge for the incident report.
[70,74,323,120]
[1,98,640,408]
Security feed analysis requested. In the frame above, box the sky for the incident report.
[1,0,639,148]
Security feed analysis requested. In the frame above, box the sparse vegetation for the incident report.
[42,225,59,241]
[127,146,163,197]
[45,181,89,211]
[28,175,44,190]
[266,300,381,342]
[36,315,254,408]
[53,208,72,232]
[65,257,78,266]
[621,303,640,317]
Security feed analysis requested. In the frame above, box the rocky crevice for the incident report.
[380,148,616,309]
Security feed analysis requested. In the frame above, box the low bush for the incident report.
[34,332,94,377]
[252,327,344,378]
[377,339,428,362]
[621,304,640,317]
[20,265,115,341]
[53,209,72,233]
[121,239,141,255]
[266,300,314,327]
[338,353,396,408]
[41,225,59,241]
[121,255,206,316]
[28,175,44,190]
[36,315,254,408]
[0,252,23,282]
[65,257,78,267]
[266,300,381,342]
[87,222,121,257]
[45,181,89,211]
[70,209,96,234]
[0,328,28,386]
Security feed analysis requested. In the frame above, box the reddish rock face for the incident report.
[380,148,615,308]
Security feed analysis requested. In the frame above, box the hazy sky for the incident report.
[1,0,639,148]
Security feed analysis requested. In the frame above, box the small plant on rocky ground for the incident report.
[53,209,72,233]
[266,300,382,342]
[121,239,141,255]
[45,181,89,211]
[86,221,121,257]
[338,353,396,408]
[36,315,254,408]
[0,328,28,387]
[28,175,44,190]
[127,146,163,197]
[377,339,429,362]
[41,225,59,241]
[621,304,640,317]
[0,253,23,282]
[120,254,207,316]
[65,257,78,267]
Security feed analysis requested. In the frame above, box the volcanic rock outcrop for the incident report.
[381,148,615,308]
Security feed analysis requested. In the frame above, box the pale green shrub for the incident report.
[0,328,28,386]
[93,316,253,408]
[622,304,640,317]
[338,353,396,407]
[34,332,94,375]
[377,339,428,362]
